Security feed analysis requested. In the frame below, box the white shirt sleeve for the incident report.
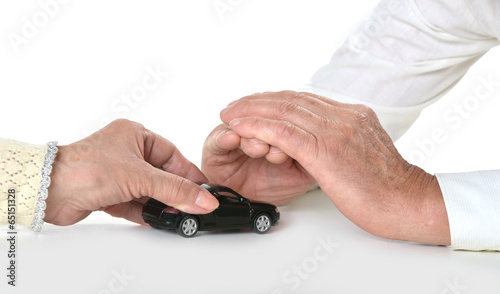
[303,0,500,250]
[303,0,498,140]
[436,171,500,251]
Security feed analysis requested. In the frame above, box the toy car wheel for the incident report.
[176,216,199,237]
[252,213,271,234]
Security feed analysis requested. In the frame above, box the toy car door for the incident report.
[213,192,251,228]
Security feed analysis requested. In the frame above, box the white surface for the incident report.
[1,0,500,293]
[3,189,500,294]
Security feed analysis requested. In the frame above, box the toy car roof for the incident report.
[201,183,245,198]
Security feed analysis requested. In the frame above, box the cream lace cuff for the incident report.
[0,139,58,231]
[31,141,58,231]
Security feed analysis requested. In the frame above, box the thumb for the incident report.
[142,167,219,214]
[203,124,241,156]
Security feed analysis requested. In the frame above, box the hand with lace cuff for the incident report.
[45,119,219,226]
[216,91,451,246]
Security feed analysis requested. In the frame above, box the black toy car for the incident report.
[142,184,280,237]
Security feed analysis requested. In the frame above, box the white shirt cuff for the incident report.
[436,170,500,251]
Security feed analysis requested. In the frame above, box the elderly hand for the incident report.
[202,124,316,206]
[45,119,219,226]
[217,91,450,245]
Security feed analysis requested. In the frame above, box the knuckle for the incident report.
[288,90,308,103]
[353,104,376,121]
[110,118,132,127]
[129,163,155,198]
[354,111,369,125]
[362,104,376,116]
[275,101,298,117]
[278,90,298,98]
[275,121,297,140]
[166,177,192,205]
[317,116,333,131]
[288,91,320,110]
[109,119,145,132]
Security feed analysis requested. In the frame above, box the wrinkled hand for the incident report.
[202,124,316,206]
[46,119,218,226]
[218,91,450,245]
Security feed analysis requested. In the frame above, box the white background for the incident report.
[1,0,500,293]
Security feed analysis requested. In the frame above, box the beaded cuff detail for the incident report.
[30,141,58,232]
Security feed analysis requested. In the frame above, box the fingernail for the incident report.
[229,118,241,127]
[217,130,235,142]
[269,146,283,153]
[195,190,219,211]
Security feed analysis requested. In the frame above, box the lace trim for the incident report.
[30,141,58,232]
